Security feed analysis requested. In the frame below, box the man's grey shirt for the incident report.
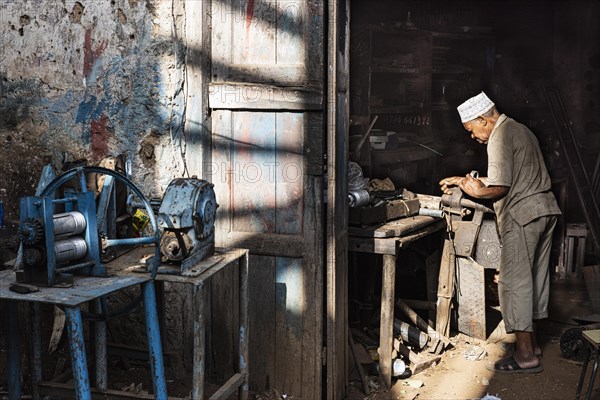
[486,114,561,233]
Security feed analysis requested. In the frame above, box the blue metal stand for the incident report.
[4,300,21,400]
[142,281,167,399]
[1,270,168,399]
[65,306,92,400]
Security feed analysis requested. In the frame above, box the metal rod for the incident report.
[104,237,155,247]
[141,281,167,400]
[585,355,599,400]
[575,347,590,400]
[55,260,96,273]
[5,300,22,400]
[418,208,444,218]
[65,306,91,400]
[51,197,79,205]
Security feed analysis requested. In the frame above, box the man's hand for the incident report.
[459,174,486,197]
[439,176,465,195]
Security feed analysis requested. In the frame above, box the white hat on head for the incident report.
[457,92,495,123]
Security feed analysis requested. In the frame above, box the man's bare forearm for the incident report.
[460,179,508,200]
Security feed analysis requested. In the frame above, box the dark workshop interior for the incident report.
[0,0,599,399]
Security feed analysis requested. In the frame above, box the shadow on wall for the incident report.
[0,71,49,223]
[0,71,41,131]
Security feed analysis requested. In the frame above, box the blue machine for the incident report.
[5,166,167,400]
[157,177,217,275]
[17,166,160,286]
[18,191,103,286]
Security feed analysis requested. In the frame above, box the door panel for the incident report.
[212,0,323,86]
[210,1,324,396]
[211,112,322,395]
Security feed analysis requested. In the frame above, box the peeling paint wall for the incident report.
[0,0,206,372]
[0,0,194,223]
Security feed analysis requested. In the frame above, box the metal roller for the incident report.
[53,211,87,237]
[348,189,370,208]
[55,237,88,264]
[418,208,444,218]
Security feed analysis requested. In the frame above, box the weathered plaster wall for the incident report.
[0,0,191,223]
[0,0,208,371]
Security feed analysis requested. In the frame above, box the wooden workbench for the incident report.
[154,248,249,400]
[108,246,250,400]
[348,215,446,389]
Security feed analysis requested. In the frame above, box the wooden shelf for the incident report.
[431,104,455,111]
[350,24,493,187]
[371,66,428,74]
[432,67,483,74]
[371,106,427,114]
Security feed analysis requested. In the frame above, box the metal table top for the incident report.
[0,269,151,307]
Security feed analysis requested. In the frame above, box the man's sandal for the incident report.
[486,356,544,374]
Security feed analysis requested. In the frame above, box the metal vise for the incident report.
[441,187,495,259]
[420,187,501,340]
[157,178,217,274]
[418,187,496,260]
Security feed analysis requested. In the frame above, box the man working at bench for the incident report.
[440,92,561,374]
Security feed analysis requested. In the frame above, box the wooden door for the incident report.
[208,1,325,398]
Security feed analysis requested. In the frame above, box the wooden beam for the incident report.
[208,373,246,400]
[436,240,455,337]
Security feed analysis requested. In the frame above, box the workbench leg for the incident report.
[30,303,42,400]
[64,306,92,400]
[192,282,206,400]
[5,300,21,400]
[94,298,107,391]
[379,254,396,389]
[142,281,167,400]
[155,280,167,350]
[436,240,455,337]
[239,251,249,400]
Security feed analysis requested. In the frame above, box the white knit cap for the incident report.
[457,92,495,123]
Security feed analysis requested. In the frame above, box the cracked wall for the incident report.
[0,0,205,370]
[0,0,191,223]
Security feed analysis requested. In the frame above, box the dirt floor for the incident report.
[346,277,600,400]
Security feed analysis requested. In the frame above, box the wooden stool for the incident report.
[575,329,600,400]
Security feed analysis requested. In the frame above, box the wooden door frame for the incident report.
[326,0,350,399]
